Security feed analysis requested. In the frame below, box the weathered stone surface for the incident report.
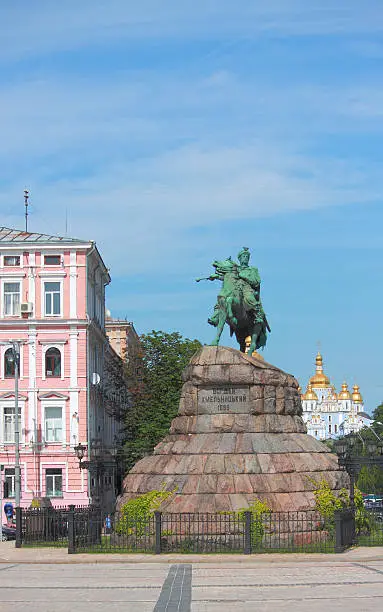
[119,345,346,513]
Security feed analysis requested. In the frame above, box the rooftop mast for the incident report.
[24,189,29,232]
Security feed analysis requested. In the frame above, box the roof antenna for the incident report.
[24,189,29,232]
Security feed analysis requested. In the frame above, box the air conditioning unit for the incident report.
[20,302,33,314]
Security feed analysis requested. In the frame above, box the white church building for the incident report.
[300,353,372,440]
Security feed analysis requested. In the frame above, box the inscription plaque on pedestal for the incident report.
[197,386,250,414]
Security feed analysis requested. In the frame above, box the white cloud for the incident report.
[1,1,383,63]
[0,2,382,278]
[1,139,380,277]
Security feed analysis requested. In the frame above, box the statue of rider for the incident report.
[208,247,266,329]
[236,247,265,325]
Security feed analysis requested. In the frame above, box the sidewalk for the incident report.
[1,540,382,564]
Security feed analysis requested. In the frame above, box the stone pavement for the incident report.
[0,542,383,611]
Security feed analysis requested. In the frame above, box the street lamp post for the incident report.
[13,342,21,507]
[74,441,102,508]
[0,340,23,508]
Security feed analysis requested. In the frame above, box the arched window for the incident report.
[45,347,61,377]
[4,348,15,378]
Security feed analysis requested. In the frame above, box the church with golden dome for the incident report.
[300,352,371,440]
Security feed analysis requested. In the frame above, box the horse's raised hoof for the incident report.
[208,318,218,327]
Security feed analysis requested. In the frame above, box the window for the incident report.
[328,415,332,422]
[3,407,21,443]
[329,424,332,434]
[45,468,63,497]
[44,282,61,316]
[45,407,63,442]
[45,348,61,377]
[334,424,338,434]
[4,348,15,378]
[3,282,20,316]
[4,468,15,498]
[44,255,61,266]
[4,255,20,266]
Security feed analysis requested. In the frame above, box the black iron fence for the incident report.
[356,508,383,547]
[334,509,355,552]
[16,506,357,554]
[21,506,70,547]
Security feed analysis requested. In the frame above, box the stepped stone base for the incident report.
[120,346,347,512]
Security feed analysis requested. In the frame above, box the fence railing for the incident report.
[334,509,355,552]
[16,506,354,554]
[356,508,383,547]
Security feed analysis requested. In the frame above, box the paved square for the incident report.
[1,545,383,611]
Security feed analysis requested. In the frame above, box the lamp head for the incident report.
[74,442,86,464]
[334,438,347,457]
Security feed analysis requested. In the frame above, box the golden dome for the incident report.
[338,382,351,400]
[302,383,318,401]
[352,384,363,403]
[309,352,331,388]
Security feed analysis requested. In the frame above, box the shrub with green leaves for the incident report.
[309,477,371,534]
[116,487,175,538]
[309,478,348,527]
[238,498,272,548]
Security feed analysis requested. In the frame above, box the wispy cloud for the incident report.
[1,56,382,274]
[2,1,383,63]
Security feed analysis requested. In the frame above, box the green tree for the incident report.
[372,403,383,437]
[353,402,383,494]
[123,330,201,472]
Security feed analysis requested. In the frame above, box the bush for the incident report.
[238,498,272,548]
[116,487,175,538]
[310,477,371,534]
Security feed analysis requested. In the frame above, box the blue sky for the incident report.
[1,1,383,413]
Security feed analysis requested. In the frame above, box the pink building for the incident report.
[0,227,121,520]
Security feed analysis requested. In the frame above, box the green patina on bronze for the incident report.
[196,247,270,354]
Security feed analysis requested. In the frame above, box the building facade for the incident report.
[105,315,140,362]
[0,226,122,519]
[301,352,371,440]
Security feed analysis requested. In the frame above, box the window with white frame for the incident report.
[45,347,61,377]
[45,468,63,497]
[4,468,15,498]
[4,255,20,267]
[44,255,61,266]
[4,348,15,378]
[44,407,63,443]
[3,282,21,316]
[3,407,22,443]
[44,281,61,316]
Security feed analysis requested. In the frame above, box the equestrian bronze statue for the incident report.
[196,247,270,355]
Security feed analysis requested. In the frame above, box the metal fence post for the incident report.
[244,511,252,554]
[68,505,75,554]
[15,506,22,548]
[334,510,344,553]
[155,511,162,554]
